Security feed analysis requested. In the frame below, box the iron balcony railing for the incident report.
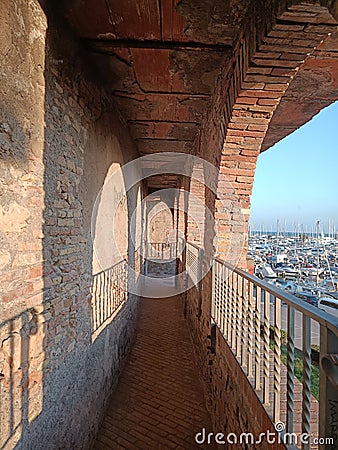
[146,242,178,261]
[91,259,128,333]
[186,241,338,449]
[144,240,185,277]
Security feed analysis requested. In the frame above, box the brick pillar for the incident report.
[186,166,207,246]
[214,5,335,269]
[215,131,261,268]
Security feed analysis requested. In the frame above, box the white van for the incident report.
[318,296,338,318]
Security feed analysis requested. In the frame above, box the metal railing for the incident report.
[91,259,128,333]
[186,243,200,287]
[187,241,338,448]
[146,242,178,260]
[185,243,204,317]
[145,239,186,262]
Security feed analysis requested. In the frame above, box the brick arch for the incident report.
[214,2,338,266]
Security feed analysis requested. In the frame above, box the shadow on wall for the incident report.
[0,104,44,450]
[0,308,44,450]
[0,2,142,449]
[0,106,28,161]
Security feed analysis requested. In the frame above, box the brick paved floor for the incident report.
[93,295,216,450]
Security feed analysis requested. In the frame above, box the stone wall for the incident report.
[0,1,141,448]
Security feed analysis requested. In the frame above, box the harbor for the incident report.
[248,223,338,319]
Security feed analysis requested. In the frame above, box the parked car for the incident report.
[295,292,318,306]
[318,296,338,318]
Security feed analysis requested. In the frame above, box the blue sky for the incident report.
[249,101,338,234]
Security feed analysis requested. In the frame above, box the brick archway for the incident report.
[212,3,338,266]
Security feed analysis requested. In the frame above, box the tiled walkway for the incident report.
[93,295,216,450]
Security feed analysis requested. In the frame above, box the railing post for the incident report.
[241,278,248,372]
[286,306,295,433]
[211,260,216,322]
[231,271,236,349]
[225,266,230,342]
[302,315,311,449]
[226,268,232,342]
[319,325,338,448]
[197,247,204,319]
[236,275,243,360]
[263,290,270,406]
[273,295,281,424]
[182,240,187,292]
[221,263,226,336]
[247,281,254,379]
[254,284,261,392]
[145,240,149,276]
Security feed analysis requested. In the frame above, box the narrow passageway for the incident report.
[93,295,216,450]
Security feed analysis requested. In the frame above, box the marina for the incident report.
[248,224,338,319]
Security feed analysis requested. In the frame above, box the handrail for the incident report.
[218,257,338,333]
[187,240,338,330]
[93,259,127,276]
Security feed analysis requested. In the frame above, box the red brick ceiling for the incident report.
[57,0,249,188]
[57,1,338,188]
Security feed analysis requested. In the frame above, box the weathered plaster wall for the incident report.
[0,3,47,446]
[0,0,46,318]
[148,207,174,243]
[0,2,141,448]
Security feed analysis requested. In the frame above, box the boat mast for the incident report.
[316,220,320,287]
